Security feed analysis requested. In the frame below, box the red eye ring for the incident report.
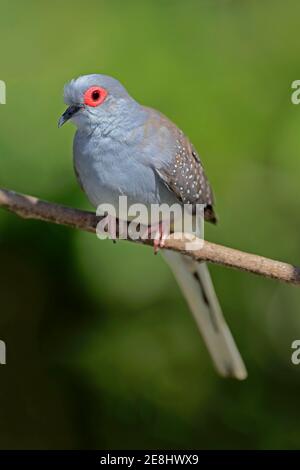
[84,86,107,107]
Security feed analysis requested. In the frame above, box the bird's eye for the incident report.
[84,86,107,107]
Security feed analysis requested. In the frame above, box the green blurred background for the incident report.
[0,0,300,450]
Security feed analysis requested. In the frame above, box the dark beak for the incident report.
[58,105,82,128]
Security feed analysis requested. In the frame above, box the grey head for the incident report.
[58,74,139,134]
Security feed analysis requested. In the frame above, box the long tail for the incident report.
[162,251,247,380]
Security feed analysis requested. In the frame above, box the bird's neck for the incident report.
[84,98,147,140]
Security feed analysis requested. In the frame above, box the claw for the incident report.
[153,236,165,255]
[148,221,168,254]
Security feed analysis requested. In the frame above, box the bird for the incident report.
[58,74,247,380]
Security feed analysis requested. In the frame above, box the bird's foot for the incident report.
[147,221,169,254]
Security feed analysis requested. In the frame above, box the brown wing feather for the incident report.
[157,128,217,224]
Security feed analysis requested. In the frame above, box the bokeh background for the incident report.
[0,0,300,450]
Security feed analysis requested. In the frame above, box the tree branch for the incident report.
[0,187,299,285]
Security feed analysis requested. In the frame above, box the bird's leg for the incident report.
[147,220,170,254]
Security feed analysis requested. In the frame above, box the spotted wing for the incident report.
[156,130,217,223]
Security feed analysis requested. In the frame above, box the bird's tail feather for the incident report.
[162,250,247,380]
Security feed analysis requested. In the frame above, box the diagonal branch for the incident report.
[0,187,299,285]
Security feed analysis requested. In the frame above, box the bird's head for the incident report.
[58,74,136,132]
